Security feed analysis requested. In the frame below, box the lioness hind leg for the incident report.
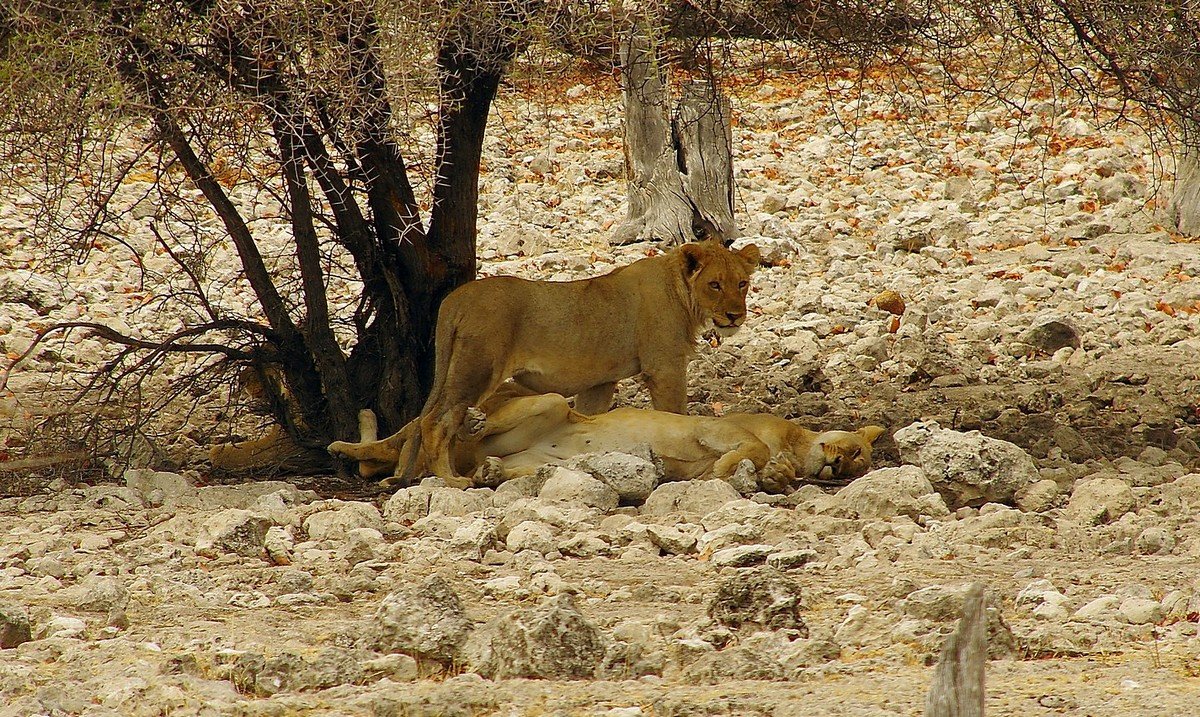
[417,405,472,488]
[573,382,616,415]
[405,310,510,484]
[327,420,411,480]
[475,394,572,457]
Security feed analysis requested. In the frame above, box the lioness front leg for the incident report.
[710,439,771,481]
[643,367,687,414]
[757,453,800,494]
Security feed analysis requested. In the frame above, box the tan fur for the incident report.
[402,240,760,486]
[209,425,324,475]
[330,393,885,494]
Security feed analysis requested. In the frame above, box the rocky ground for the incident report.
[3,52,1200,716]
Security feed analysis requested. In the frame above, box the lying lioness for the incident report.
[330,392,885,494]
[402,240,760,486]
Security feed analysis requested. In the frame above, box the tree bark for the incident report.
[1166,121,1200,236]
[676,80,736,242]
[274,114,359,443]
[925,583,987,717]
[346,1,537,438]
[614,28,736,245]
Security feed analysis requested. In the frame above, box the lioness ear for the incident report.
[680,243,706,277]
[858,425,886,445]
[736,243,761,269]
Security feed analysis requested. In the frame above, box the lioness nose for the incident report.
[726,311,743,324]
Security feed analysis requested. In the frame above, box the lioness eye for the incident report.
[709,281,721,290]
[738,281,747,289]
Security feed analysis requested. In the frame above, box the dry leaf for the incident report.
[871,289,906,316]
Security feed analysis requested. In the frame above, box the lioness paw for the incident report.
[758,455,797,494]
[474,456,506,487]
[462,407,487,438]
[379,473,406,490]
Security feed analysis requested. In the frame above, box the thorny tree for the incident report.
[0,0,926,471]
[997,1,1200,233]
[0,0,541,466]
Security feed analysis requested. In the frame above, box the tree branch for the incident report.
[0,320,263,394]
[272,109,358,438]
[117,32,301,345]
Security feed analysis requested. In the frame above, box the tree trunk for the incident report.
[1166,121,1200,236]
[346,1,536,440]
[925,583,987,717]
[613,28,737,246]
[676,80,736,242]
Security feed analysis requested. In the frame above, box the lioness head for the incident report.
[817,425,886,481]
[680,241,761,336]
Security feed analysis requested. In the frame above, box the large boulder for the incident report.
[0,603,32,649]
[195,509,272,559]
[464,595,606,679]
[538,467,619,511]
[383,485,435,522]
[364,576,472,663]
[899,583,1018,659]
[505,520,558,555]
[817,466,949,520]
[1155,473,1200,513]
[567,452,661,504]
[1021,318,1081,354]
[63,575,130,614]
[707,567,807,633]
[449,518,500,560]
[641,479,741,517]
[1065,477,1136,525]
[0,269,63,312]
[304,502,383,541]
[893,421,1039,508]
[428,487,492,517]
[124,469,196,506]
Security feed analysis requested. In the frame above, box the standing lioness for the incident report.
[403,240,760,485]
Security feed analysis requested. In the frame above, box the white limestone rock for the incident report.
[893,421,1039,508]
[818,466,949,521]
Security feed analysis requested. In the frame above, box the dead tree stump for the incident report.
[925,582,987,717]
[1167,123,1200,236]
[613,30,736,245]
